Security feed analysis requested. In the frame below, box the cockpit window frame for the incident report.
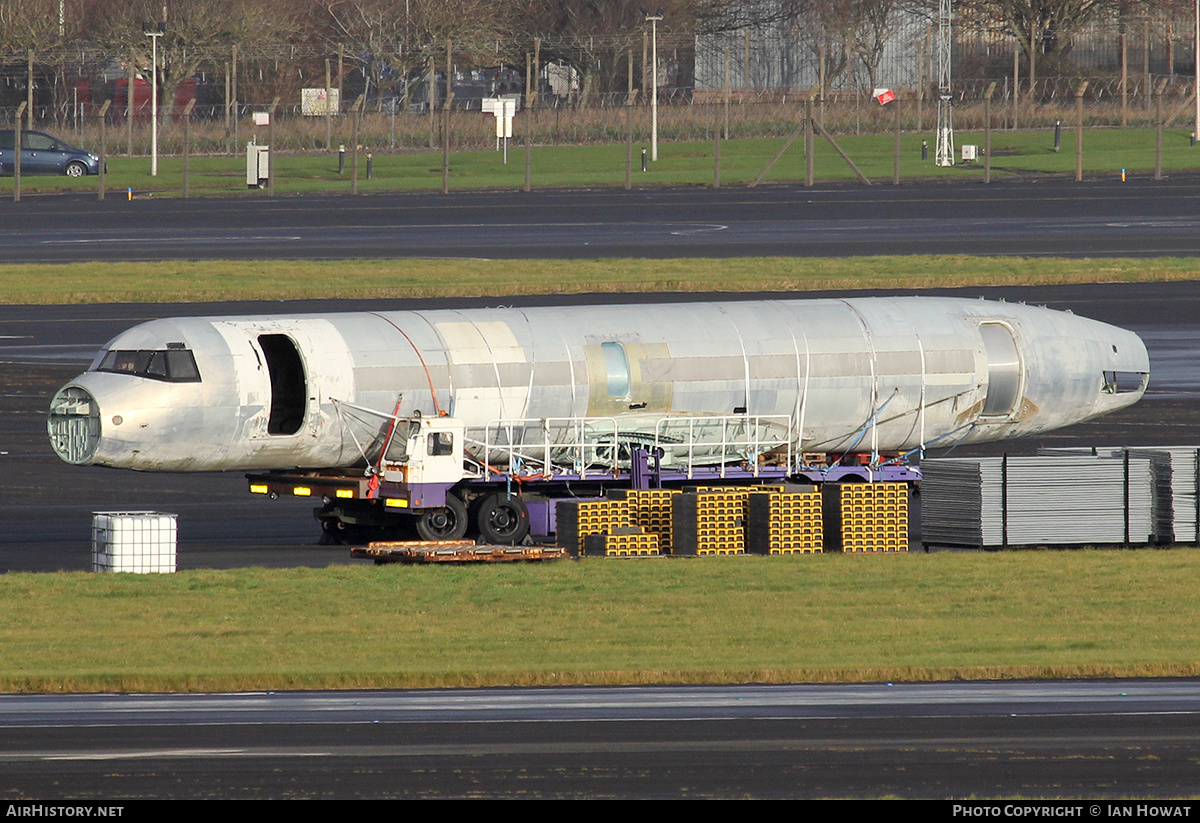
[95,349,202,383]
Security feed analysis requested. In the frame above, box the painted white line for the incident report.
[40,236,304,245]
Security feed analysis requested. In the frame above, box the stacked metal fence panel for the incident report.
[1039,447,1200,544]
[922,454,1169,549]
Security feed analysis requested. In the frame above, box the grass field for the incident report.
[1,127,1197,197]
[1,254,1199,304]
[4,552,1200,694]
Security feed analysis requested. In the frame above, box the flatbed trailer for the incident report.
[248,412,920,545]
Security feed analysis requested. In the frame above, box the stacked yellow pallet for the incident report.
[555,498,632,556]
[614,488,681,553]
[672,489,749,555]
[746,489,824,554]
[582,526,661,557]
[827,483,909,553]
[557,483,911,557]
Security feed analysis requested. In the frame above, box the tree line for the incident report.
[1,0,1193,113]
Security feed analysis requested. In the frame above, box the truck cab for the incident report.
[381,414,465,487]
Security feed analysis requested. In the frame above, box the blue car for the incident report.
[0,129,103,176]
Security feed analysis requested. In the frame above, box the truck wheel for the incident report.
[415,495,468,541]
[476,492,529,545]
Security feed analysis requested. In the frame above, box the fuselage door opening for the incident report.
[258,334,307,436]
[979,322,1022,418]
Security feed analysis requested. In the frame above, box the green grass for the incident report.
[2,255,1200,304]
[2,127,1197,197]
[4,552,1200,693]
[2,192,1197,694]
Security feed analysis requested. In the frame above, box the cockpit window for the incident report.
[96,349,201,382]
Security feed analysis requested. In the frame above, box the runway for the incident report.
[2,178,1200,260]
[4,680,1200,798]
[4,182,1200,799]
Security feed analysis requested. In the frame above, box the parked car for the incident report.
[0,130,103,176]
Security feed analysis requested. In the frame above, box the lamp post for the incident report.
[644,9,663,162]
[1194,0,1198,145]
[143,22,165,177]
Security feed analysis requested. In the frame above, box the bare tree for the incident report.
[960,0,1114,84]
[1,0,78,52]
[87,0,302,111]
[315,0,514,106]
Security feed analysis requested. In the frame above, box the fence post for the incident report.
[128,58,135,156]
[98,100,110,201]
[524,96,532,193]
[1120,31,1128,128]
[182,98,194,198]
[232,44,239,152]
[723,46,731,140]
[1011,43,1019,131]
[267,97,278,197]
[428,46,437,150]
[26,50,33,131]
[325,58,333,151]
[1075,80,1089,182]
[13,101,25,202]
[351,93,364,195]
[805,91,814,187]
[1155,77,1168,180]
[893,89,902,185]
[713,106,721,189]
[984,81,996,184]
[525,49,534,193]
[442,40,452,195]
[626,50,634,190]
[818,44,826,126]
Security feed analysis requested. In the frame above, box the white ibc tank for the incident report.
[91,511,177,573]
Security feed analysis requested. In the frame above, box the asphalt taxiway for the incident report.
[4,680,1200,798]
[2,177,1200,261]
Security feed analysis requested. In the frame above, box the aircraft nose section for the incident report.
[48,384,102,465]
[1093,323,1150,414]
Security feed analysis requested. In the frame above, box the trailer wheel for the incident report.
[476,492,529,545]
[415,495,468,541]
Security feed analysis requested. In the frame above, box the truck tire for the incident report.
[476,492,529,545]
[415,495,469,541]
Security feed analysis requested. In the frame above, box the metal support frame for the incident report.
[934,0,954,167]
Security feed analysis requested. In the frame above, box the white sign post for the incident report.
[493,99,515,164]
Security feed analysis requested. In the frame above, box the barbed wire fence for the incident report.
[0,11,1196,158]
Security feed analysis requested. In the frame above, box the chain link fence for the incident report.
[1,11,1197,158]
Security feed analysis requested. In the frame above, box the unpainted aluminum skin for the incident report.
[47,296,1149,472]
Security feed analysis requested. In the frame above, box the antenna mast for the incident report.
[935,0,954,166]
